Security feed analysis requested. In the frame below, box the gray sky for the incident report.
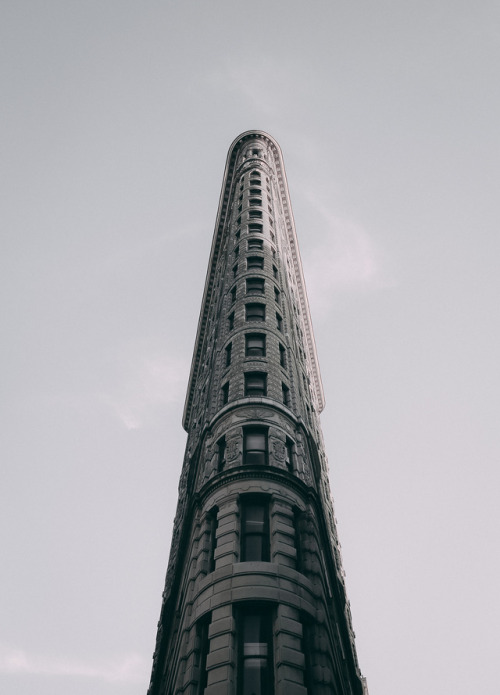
[1,2,499,693]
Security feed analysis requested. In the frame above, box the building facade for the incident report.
[147,131,367,695]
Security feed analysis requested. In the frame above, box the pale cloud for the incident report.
[301,187,391,317]
[101,352,190,430]
[0,645,147,683]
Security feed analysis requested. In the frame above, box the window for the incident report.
[250,179,260,186]
[276,313,283,331]
[249,188,261,196]
[249,210,262,219]
[272,265,278,279]
[251,170,260,176]
[248,238,263,250]
[270,231,275,243]
[247,256,264,270]
[285,439,293,471]
[282,383,290,407]
[241,498,269,561]
[243,427,267,466]
[221,382,229,405]
[237,216,241,225]
[246,303,265,322]
[233,263,238,278]
[228,312,234,330]
[274,287,280,303]
[236,229,241,240]
[238,204,242,213]
[279,344,286,368]
[231,286,237,303]
[207,508,218,572]
[238,608,273,695]
[217,437,226,472]
[234,244,240,257]
[225,343,232,367]
[249,223,263,233]
[197,616,211,695]
[249,198,262,207]
[245,372,267,397]
[246,278,264,295]
[245,333,266,357]
[251,148,261,156]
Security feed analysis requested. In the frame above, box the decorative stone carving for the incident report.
[227,437,239,461]
[272,439,286,462]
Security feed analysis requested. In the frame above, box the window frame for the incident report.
[245,333,266,357]
[244,371,267,398]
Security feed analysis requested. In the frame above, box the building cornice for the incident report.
[182,130,325,430]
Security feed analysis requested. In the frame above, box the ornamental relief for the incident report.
[226,437,239,461]
[272,439,286,463]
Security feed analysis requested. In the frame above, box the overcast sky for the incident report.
[1,2,499,694]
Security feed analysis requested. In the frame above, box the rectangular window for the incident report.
[228,312,235,331]
[276,313,283,332]
[250,178,261,186]
[246,333,266,357]
[279,344,286,368]
[285,438,293,471]
[231,286,237,303]
[222,382,229,405]
[197,616,211,695]
[249,223,263,234]
[245,372,267,397]
[233,263,238,278]
[234,244,240,257]
[282,383,290,407]
[208,508,218,572]
[218,437,226,472]
[274,287,280,303]
[248,238,263,250]
[250,198,262,207]
[246,303,265,322]
[241,498,270,561]
[272,265,278,279]
[247,256,264,270]
[246,278,265,295]
[236,229,241,240]
[243,427,267,466]
[249,188,261,196]
[225,343,232,367]
[238,608,273,695]
[249,210,263,219]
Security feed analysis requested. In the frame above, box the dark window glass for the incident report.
[250,198,262,207]
[249,210,263,219]
[236,229,241,240]
[282,383,290,407]
[276,313,283,332]
[249,223,263,233]
[246,333,266,357]
[228,312,235,330]
[245,372,267,397]
[249,188,261,196]
[246,277,264,295]
[285,438,293,470]
[248,238,263,250]
[247,256,264,270]
[208,508,218,572]
[234,245,240,257]
[218,437,226,472]
[279,344,286,368]
[251,170,260,176]
[231,286,237,303]
[197,617,211,694]
[225,343,232,367]
[241,498,269,561]
[222,382,229,405]
[244,427,267,466]
[274,287,280,303]
[246,303,265,322]
[233,263,238,278]
[239,609,273,695]
[272,265,278,279]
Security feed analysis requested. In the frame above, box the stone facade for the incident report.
[147,132,367,695]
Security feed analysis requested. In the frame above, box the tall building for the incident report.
[147,131,367,695]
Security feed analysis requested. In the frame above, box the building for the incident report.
[147,131,367,695]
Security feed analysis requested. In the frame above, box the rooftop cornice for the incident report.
[182,131,325,431]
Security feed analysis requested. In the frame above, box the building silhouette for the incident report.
[147,131,367,695]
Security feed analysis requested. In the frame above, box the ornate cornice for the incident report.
[182,131,325,431]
